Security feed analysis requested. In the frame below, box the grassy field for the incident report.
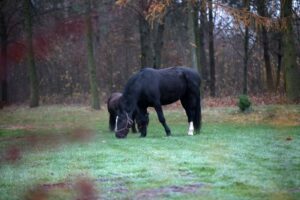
[0,105,299,200]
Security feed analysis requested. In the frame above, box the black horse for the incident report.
[107,92,138,133]
[115,67,201,138]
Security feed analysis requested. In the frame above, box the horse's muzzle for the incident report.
[115,131,128,139]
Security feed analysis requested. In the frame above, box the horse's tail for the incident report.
[193,95,201,133]
[182,67,202,133]
[109,112,116,131]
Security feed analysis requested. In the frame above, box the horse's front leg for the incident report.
[136,108,149,137]
[154,105,171,136]
[131,121,137,133]
[131,111,137,133]
[109,111,116,132]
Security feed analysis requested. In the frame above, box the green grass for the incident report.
[0,105,299,200]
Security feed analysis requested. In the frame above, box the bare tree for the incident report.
[256,0,274,91]
[281,0,300,100]
[187,0,198,71]
[243,0,250,95]
[117,0,167,68]
[208,0,216,97]
[198,0,208,84]
[0,7,8,106]
[85,0,100,109]
[24,0,39,107]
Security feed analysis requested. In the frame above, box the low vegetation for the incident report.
[0,105,299,200]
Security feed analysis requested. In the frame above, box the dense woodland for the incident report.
[0,0,299,108]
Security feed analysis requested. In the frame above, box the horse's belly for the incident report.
[159,83,186,105]
[160,93,182,105]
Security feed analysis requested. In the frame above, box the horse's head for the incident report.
[115,111,133,139]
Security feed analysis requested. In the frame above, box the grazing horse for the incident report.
[115,66,201,138]
[107,92,138,133]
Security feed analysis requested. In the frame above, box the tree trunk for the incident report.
[139,16,153,68]
[208,0,216,97]
[281,0,300,100]
[276,33,282,91]
[153,19,165,69]
[0,10,8,106]
[187,0,198,72]
[194,2,201,73]
[123,27,130,82]
[199,0,208,83]
[257,0,274,91]
[85,0,100,109]
[243,26,249,95]
[24,0,39,107]
[108,50,114,93]
[243,0,250,95]
[262,27,274,91]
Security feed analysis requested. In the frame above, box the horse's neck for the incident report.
[122,93,137,114]
[122,79,140,113]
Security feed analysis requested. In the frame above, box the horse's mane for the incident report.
[120,72,142,113]
[122,73,139,94]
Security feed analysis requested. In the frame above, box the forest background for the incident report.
[0,0,299,109]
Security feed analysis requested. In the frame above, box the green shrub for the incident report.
[238,95,251,112]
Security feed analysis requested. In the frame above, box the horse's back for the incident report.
[107,92,122,112]
[179,67,201,89]
[137,67,200,105]
[156,67,201,90]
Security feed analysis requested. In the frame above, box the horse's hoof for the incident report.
[188,131,194,136]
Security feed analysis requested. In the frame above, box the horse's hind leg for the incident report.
[181,97,195,135]
[154,104,171,136]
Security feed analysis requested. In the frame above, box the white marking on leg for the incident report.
[188,122,194,136]
[115,116,119,132]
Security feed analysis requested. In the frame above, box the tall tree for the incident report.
[256,0,274,91]
[281,0,300,100]
[85,0,100,109]
[0,8,8,106]
[138,0,167,69]
[198,0,208,83]
[117,0,167,68]
[139,15,153,67]
[243,0,250,95]
[187,0,198,71]
[24,0,39,107]
[208,0,216,97]
[153,19,165,68]
[275,32,282,91]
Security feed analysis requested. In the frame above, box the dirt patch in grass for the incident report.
[34,178,207,200]
[134,182,207,199]
[25,177,98,200]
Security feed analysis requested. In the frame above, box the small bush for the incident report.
[238,95,251,112]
